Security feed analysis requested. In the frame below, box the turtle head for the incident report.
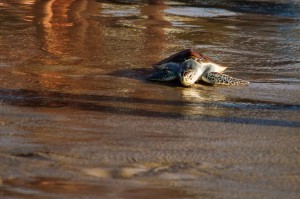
[179,58,204,87]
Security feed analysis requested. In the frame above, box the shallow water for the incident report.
[0,0,300,198]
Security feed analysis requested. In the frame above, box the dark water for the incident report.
[0,0,300,198]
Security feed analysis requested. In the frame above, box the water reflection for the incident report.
[30,0,172,63]
[31,0,103,90]
[33,0,101,57]
[139,0,172,62]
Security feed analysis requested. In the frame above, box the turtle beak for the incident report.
[182,70,193,79]
[180,69,195,86]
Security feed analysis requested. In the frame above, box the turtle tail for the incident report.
[202,72,250,85]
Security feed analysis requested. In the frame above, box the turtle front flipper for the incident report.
[202,72,250,85]
[148,69,177,82]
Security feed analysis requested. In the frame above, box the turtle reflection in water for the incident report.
[148,49,249,86]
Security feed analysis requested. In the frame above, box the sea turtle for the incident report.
[148,49,249,86]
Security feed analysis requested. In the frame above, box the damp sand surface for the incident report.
[0,0,300,198]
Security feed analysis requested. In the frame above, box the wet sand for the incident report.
[0,0,300,198]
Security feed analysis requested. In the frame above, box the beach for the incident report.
[0,0,299,198]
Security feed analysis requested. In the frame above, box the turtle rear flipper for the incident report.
[148,69,177,82]
[202,72,250,85]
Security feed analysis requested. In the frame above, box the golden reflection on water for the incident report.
[22,0,173,92]
[32,0,101,56]
[139,0,171,61]
[179,87,227,117]
[28,0,171,60]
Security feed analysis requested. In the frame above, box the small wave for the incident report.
[165,7,238,18]
[102,9,140,17]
